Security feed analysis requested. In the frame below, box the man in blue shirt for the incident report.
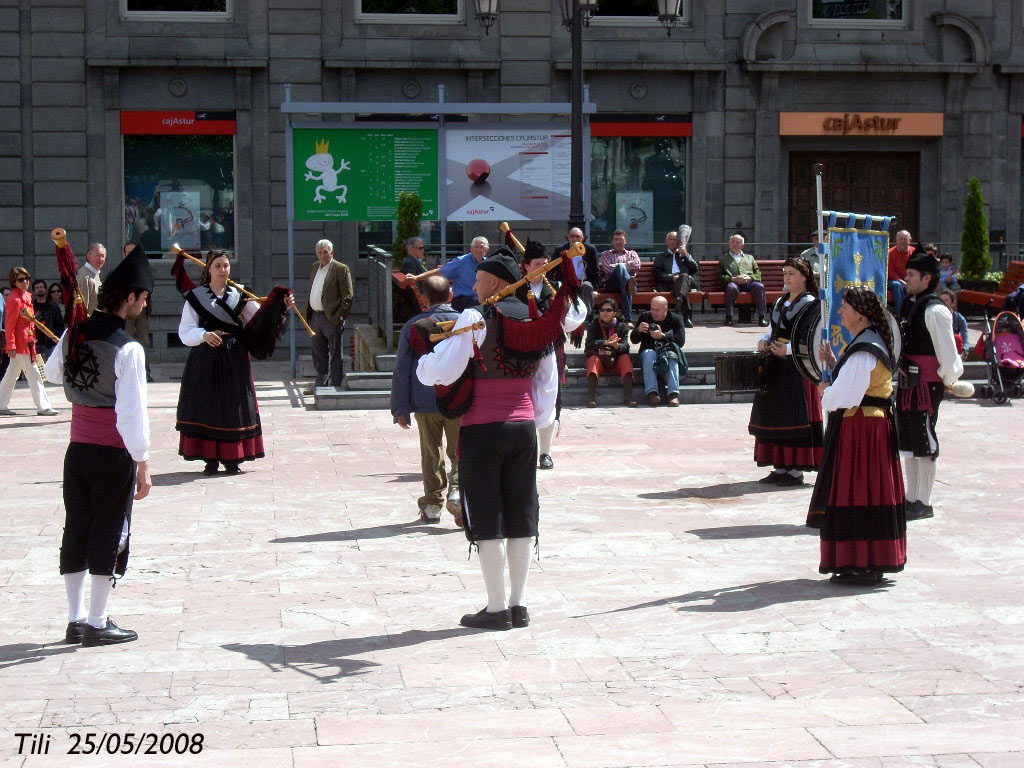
[390,276,463,525]
[406,236,489,311]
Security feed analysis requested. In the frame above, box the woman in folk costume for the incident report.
[514,239,584,470]
[174,250,293,474]
[748,256,823,486]
[0,266,59,416]
[807,286,906,585]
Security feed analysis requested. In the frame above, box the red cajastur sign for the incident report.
[120,111,237,135]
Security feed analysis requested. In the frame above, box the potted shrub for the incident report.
[959,177,997,292]
[392,191,423,270]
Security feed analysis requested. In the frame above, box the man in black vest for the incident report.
[895,251,962,521]
[45,247,153,646]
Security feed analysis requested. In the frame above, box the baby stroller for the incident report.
[974,310,1024,404]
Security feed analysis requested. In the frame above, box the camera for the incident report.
[648,323,660,333]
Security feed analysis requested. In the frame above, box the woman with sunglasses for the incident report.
[49,282,64,307]
[0,267,59,415]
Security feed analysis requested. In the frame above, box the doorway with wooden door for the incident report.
[789,151,919,246]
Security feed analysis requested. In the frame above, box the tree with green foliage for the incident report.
[392,192,423,269]
[960,177,990,280]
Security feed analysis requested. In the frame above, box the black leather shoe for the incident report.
[202,461,219,475]
[758,472,783,484]
[538,454,554,470]
[459,608,512,631]
[723,316,733,326]
[758,317,769,327]
[64,621,89,644]
[774,473,804,487]
[81,619,138,647]
[223,462,243,475]
[511,606,530,628]
[684,317,694,328]
[905,501,934,520]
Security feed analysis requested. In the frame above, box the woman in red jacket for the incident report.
[0,267,58,416]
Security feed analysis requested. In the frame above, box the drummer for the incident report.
[747,257,824,486]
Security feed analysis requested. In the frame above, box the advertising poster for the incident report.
[158,189,201,251]
[445,125,570,221]
[615,191,653,245]
[292,128,439,221]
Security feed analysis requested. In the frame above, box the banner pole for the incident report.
[813,163,830,382]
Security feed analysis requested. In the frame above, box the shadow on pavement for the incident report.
[271,520,454,543]
[0,641,79,670]
[687,524,815,539]
[151,471,206,486]
[362,473,423,483]
[639,480,791,500]
[575,578,889,618]
[222,627,476,683]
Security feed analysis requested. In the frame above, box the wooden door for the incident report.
[789,151,919,245]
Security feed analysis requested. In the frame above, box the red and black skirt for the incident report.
[807,409,906,574]
[749,357,824,471]
[175,337,265,464]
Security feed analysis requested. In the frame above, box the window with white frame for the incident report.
[122,0,231,22]
[810,0,904,24]
[356,0,462,25]
[590,0,690,29]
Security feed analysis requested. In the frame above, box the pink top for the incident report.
[70,403,126,450]
[460,378,534,427]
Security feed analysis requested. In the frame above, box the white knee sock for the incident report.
[64,571,87,623]
[788,469,803,478]
[476,539,507,612]
[506,537,533,608]
[537,423,555,456]
[903,456,919,503]
[87,575,114,629]
[917,458,938,505]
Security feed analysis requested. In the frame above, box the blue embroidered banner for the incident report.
[824,211,891,357]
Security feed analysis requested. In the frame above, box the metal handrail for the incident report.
[365,245,394,353]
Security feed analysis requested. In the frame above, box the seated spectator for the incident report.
[652,231,699,328]
[584,299,635,408]
[598,230,641,320]
[887,229,914,310]
[48,283,63,307]
[1004,282,1024,316]
[717,233,766,326]
[552,227,598,317]
[401,237,428,276]
[940,289,970,357]
[630,296,686,407]
[937,253,961,293]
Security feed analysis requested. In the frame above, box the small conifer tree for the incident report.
[392,192,423,269]
[960,177,990,280]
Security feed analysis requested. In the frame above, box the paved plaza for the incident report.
[1,354,1022,767]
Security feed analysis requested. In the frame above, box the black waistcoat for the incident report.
[900,293,942,357]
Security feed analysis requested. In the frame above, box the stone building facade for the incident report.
[1,1,1018,357]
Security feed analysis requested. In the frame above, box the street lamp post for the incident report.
[558,0,598,233]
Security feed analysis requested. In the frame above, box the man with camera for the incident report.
[630,295,686,407]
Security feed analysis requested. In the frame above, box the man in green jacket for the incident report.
[716,233,766,327]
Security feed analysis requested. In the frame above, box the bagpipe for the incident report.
[407,225,584,417]
[170,244,310,360]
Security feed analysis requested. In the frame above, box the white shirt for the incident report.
[177,290,259,347]
[45,329,151,462]
[572,255,586,281]
[922,301,964,387]
[309,263,329,312]
[821,351,876,413]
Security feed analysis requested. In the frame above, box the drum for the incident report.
[791,300,902,383]
[714,351,768,395]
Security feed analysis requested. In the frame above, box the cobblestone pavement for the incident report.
[1,361,1022,767]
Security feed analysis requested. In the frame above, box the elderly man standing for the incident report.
[407,236,489,312]
[76,243,106,316]
[717,233,766,327]
[888,229,915,310]
[630,295,686,406]
[391,276,462,524]
[306,238,353,389]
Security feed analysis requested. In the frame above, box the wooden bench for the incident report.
[958,261,1024,311]
[391,269,429,313]
[593,261,676,312]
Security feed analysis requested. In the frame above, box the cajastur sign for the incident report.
[779,112,944,137]
[822,113,901,134]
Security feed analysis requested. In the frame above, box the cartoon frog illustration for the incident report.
[304,139,350,204]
